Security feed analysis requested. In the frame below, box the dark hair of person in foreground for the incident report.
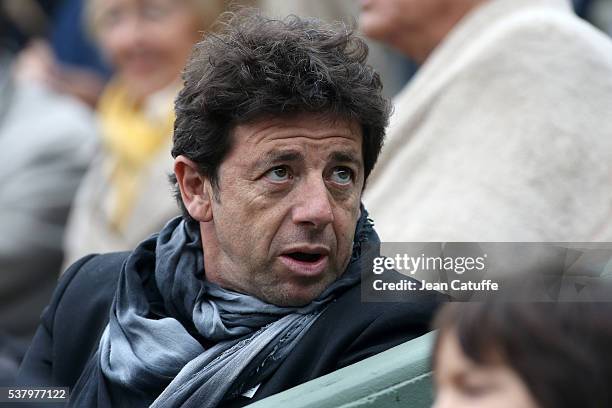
[432,301,612,408]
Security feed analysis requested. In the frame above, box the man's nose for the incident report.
[291,177,334,229]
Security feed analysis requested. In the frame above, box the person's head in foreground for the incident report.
[432,301,612,408]
[19,10,448,408]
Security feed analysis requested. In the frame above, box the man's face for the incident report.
[202,114,364,307]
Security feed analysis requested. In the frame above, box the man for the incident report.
[18,11,441,408]
[360,0,612,241]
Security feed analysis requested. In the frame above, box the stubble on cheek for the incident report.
[335,197,362,268]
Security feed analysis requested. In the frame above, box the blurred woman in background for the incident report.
[63,0,225,266]
[432,301,612,408]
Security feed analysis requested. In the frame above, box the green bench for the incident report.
[247,331,436,408]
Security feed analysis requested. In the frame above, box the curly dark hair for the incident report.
[170,9,391,220]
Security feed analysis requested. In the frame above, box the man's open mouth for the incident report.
[285,252,324,263]
[279,247,330,276]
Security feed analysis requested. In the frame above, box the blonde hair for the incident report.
[84,0,227,40]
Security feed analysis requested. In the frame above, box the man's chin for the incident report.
[259,280,332,308]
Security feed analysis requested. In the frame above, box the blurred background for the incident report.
[1,0,611,386]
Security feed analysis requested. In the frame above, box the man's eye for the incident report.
[265,166,292,182]
[330,167,354,185]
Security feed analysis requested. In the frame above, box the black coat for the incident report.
[18,252,443,407]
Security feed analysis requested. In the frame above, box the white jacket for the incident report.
[364,0,612,241]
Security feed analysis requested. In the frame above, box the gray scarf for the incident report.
[70,208,375,407]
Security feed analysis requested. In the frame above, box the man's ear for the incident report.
[174,156,214,222]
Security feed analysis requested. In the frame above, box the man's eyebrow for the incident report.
[254,150,303,169]
[329,151,362,167]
